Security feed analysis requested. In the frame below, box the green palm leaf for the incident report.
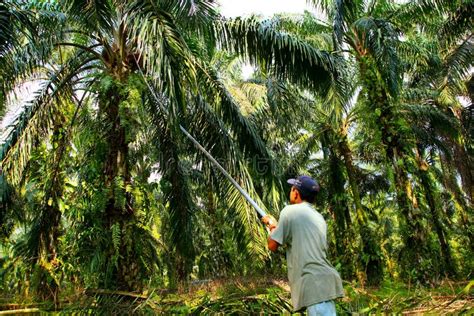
[443,35,473,87]
[144,91,196,275]
[198,67,273,173]
[216,16,343,95]
[1,51,97,184]
[61,0,113,32]
[439,0,473,45]
[0,1,33,54]
[350,16,401,97]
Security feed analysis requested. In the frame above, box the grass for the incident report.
[340,279,474,314]
[0,278,472,314]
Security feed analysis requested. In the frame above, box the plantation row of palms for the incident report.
[0,0,472,304]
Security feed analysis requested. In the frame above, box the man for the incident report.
[262,175,344,315]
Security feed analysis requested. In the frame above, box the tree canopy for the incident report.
[0,0,472,311]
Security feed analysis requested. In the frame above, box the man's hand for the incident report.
[261,215,280,252]
[261,215,277,233]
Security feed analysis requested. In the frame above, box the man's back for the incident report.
[271,202,344,311]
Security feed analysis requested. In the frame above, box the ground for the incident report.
[0,278,472,314]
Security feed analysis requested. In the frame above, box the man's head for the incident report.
[287,175,320,204]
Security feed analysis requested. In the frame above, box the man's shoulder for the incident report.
[280,203,316,217]
[281,203,304,214]
[289,202,316,212]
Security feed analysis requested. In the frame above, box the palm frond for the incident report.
[0,34,61,95]
[305,0,334,14]
[185,95,269,263]
[12,226,40,263]
[145,91,196,273]
[439,0,474,45]
[142,68,272,266]
[0,1,33,54]
[219,167,268,263]
[1,51,98,185]
[186,96,238,166]
[402,87,440,103]
[251,78,314,138]
[187,88,272,259]
[275,11,332,34]
[398,36,440,77]
[233,81,267,112]
[392,0,456,30]
[197,65,275,178]
[332,0,363,48]
[0,3,66,114]
[128,1,199,104]
[61,0,113,33]
[403,103,460,156]
[283,131,321,180]
[443,35,473,87]
[271,12,334,51]
[216,16,343,96]
[351,17,401,97]
[156,0,217,31]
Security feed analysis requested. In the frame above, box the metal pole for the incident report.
[135,57,267,218]
[179,126,267,217]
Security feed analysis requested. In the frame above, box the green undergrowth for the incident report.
[341,280,473,314]
[1,279,472,314]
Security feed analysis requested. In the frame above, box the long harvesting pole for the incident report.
[135,58,267,218]
[178,126,267,217]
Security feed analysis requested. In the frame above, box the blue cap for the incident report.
[287,175,320,195]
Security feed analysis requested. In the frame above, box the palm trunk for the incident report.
[418,167,455,276]
[359,58,426,276]
[103,88,130,190]
[99,79,135,290]
[439,153,474,251]
[34,117,67,306]
[339,136,383,285]
[206,187,230,276]
[322,133,355,279]
[391,151,425,257]
[416,147,456,277]
[453,142,474,205]
[339,137,364,223]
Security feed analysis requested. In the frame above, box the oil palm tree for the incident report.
[302,0,441,280]
[256,11,386,285]
[395,0,473,272]
[0,0,342,291]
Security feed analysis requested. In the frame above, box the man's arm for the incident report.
[262,215,280,252]
[268,237,280,252]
